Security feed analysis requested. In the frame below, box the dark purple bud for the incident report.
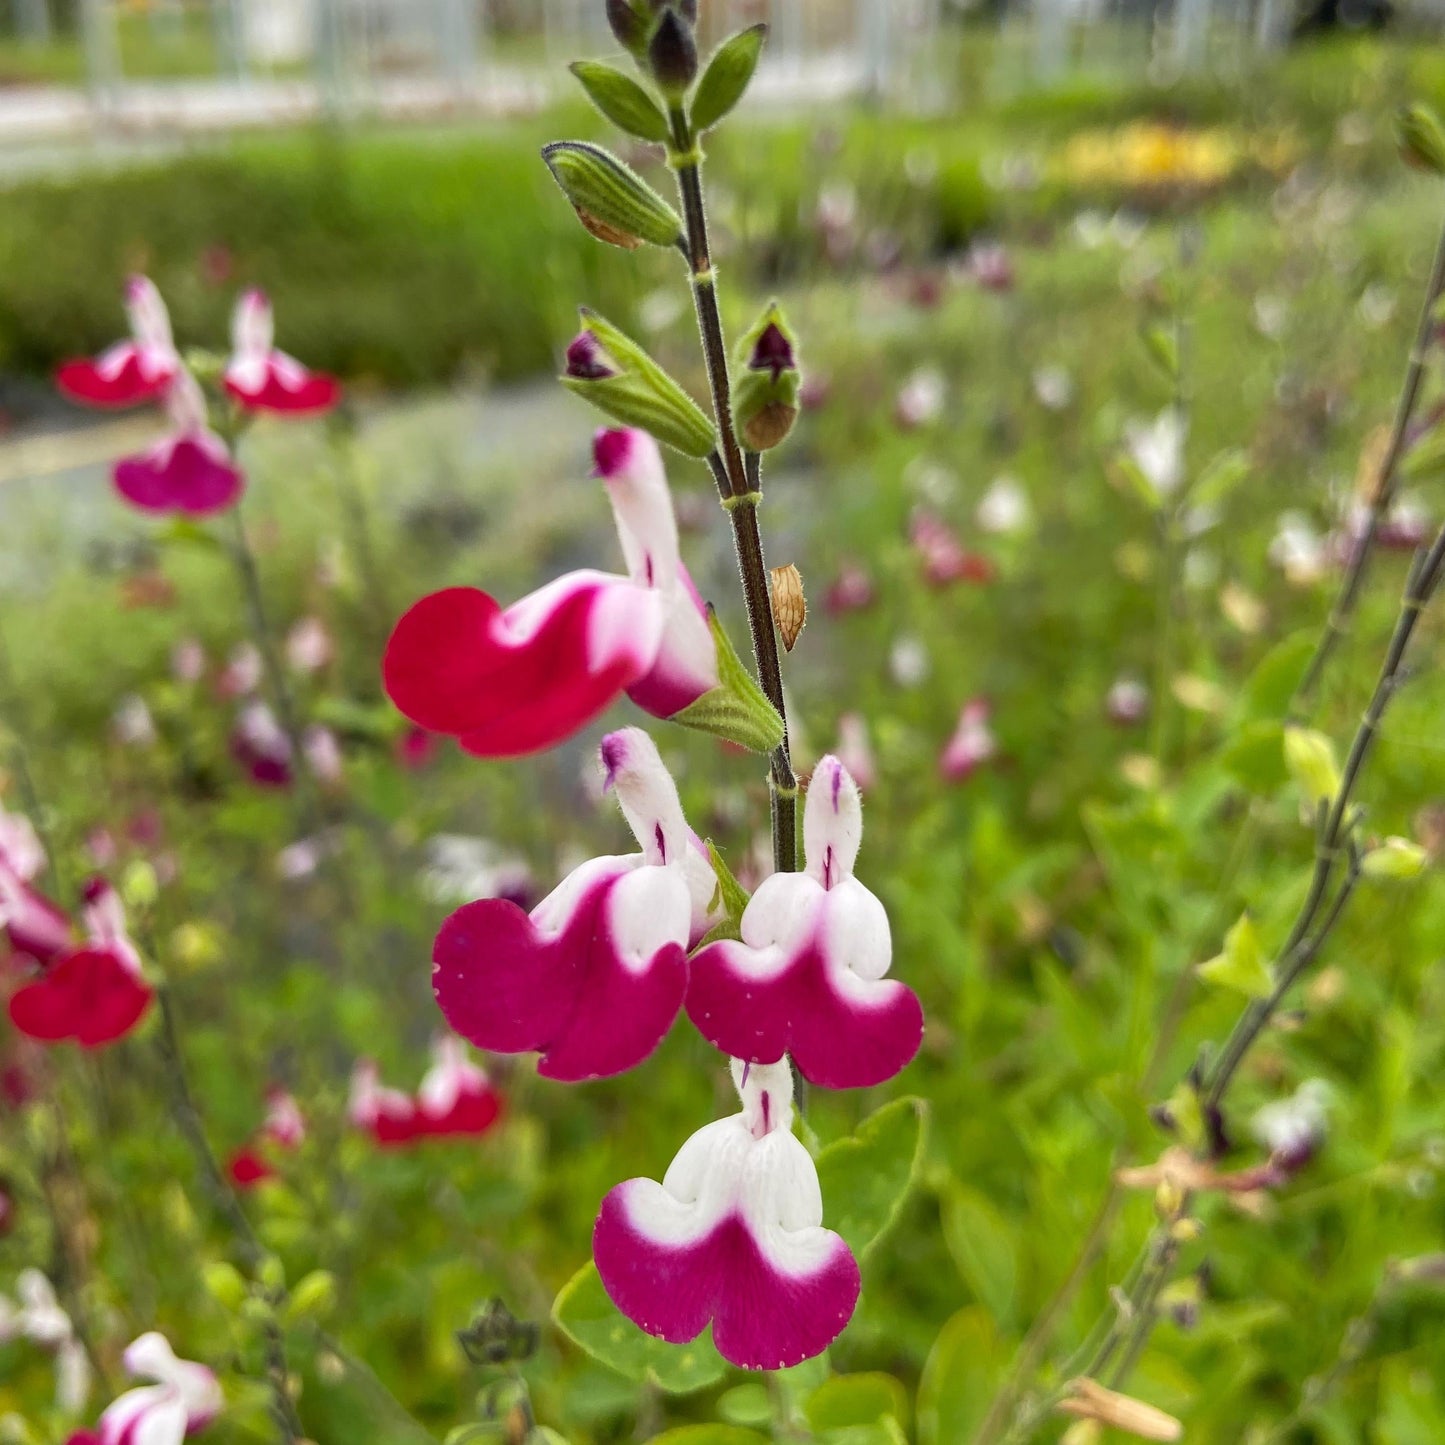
[648,7,697,93]
[749,322,796,380]
[1148,1103,1177,1135]
[606,0,648,52]
[675,0,698,21]
[565,332,619,381]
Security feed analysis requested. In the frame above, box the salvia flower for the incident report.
[433,728,716,1082]
[0,1269,91,1414]
[1125,407,1187,502]
[941,698,998,782]
[231,702,293,788]
[910,509,995,587]
[0,805,71,966]
[349,1060,421,1147]
[56,276,180,408]
[415,1036,503,1137]
[97,1333,222,1445]
[228,1087,305,1190]
[834,713,877,793]
[594,1058,861,1370]
[113,370,244,518]
[224,288,340,414]
[687,756,923,1090]
[8,878,152,1048]
[384,429,721,758]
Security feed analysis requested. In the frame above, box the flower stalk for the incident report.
[667,103,798,872]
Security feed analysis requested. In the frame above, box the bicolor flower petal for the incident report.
[7,879,151,1049]
[383,429,717,758]
[224,288,340,414]
[415,1036,503,1137]
[98,1333,221,1445]
[687,756,922,1090]
[433,729,715,1082]
[0,862,72,966]
[940,698,998,782]
[348,1059,421,1147]
[56,277,180,408]
[114,372,244,518]
[594,1059,860,1370]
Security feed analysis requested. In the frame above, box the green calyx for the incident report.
[671,607,785,754]
[560,309,716,458]
[542,140,683,250]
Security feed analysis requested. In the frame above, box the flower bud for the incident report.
[203,1261,248,1310]
[561,309,716,458]
[1284,725,1340,810]
[286,1269,338,1322]
[648,6,698,97]
[606,0,650,54]
[1361,835,1429,880]
[1397,103,1445,175]
[542,140,683,250]
[733,302,801,451]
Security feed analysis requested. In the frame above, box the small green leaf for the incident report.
[1361,836,1429,880]
[542,140,682,249]
[1198,913,1273,999]
[916,1307,1006,1445]
[1219,719,1287,795]
[816,1097,927,1260]
[1397,102,1445,174]
[1193,447,1251,507]
[1237,630,1316,721]
[938,1183,1018,1324]
[569,60,670,142]
[1403,426,1445,482]
[1140,320,1179,380]
[691,24,768,133]
[806,1373,910,1433]
[551,1261,728,1395]
[1283,725,1340,809]
[717,1383,773,1426]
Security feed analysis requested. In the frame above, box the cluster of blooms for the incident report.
[384,429,923,1368]
[2,803,152,1050]
[227,1086,307,1189]
[348,1036,502,1147]
[57,278,338,517]
[0,1270,90,1415]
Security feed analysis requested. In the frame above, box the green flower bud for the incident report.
[732,301,800,452]
[1284,725,1340,810]
[1397,103,1445,175]
[286,1269,338,1322]
[561,309,715,458]
[542,140,683,250]
[1361,836,1429,880]
[203,1261,249,1311]
[258,1252,287,1295]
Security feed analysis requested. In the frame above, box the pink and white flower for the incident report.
[348,1059,421,1147]
[231,702,293,788]
[833,713,877,793]
[940,698,998,782]
[8,878,152,1049]
[224,288,340,414]
[687,757,922,1090]
[0,805,71,966]
[285,615,334,674]
[415,1036,503,1137]
[97,1333,222,1445]
[384,429,719,758]
[56,277,180,408]
[0,1269,92,1414]
[229,1087,305,1189]
[910,509,995,587]
[594,1058,860,1370]
[113,370,243,518]
[433,728,716,1082]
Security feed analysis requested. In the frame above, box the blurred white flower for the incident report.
[0,1271,90,1415]
[1033,366,1074,412]
[1106,677,1149,726]
[1253,1079,1332,1163]
[112,695,157,748]
[1269,511,1327,585]
[219,640,263,698]
[1252,293,1288,340]
[1358,283,1397,330]
[976,475,1031,535]
[896,367,946,429]
[1125,407,1187,500]
[286,616,333,674]
[422,835,533,906]
[170,638,206,685]
[834,713,877,793]
[888,635,931,688]
[303,724,344,786]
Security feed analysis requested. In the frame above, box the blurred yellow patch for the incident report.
[1056,123,1297,193]
[170,920,225,972]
